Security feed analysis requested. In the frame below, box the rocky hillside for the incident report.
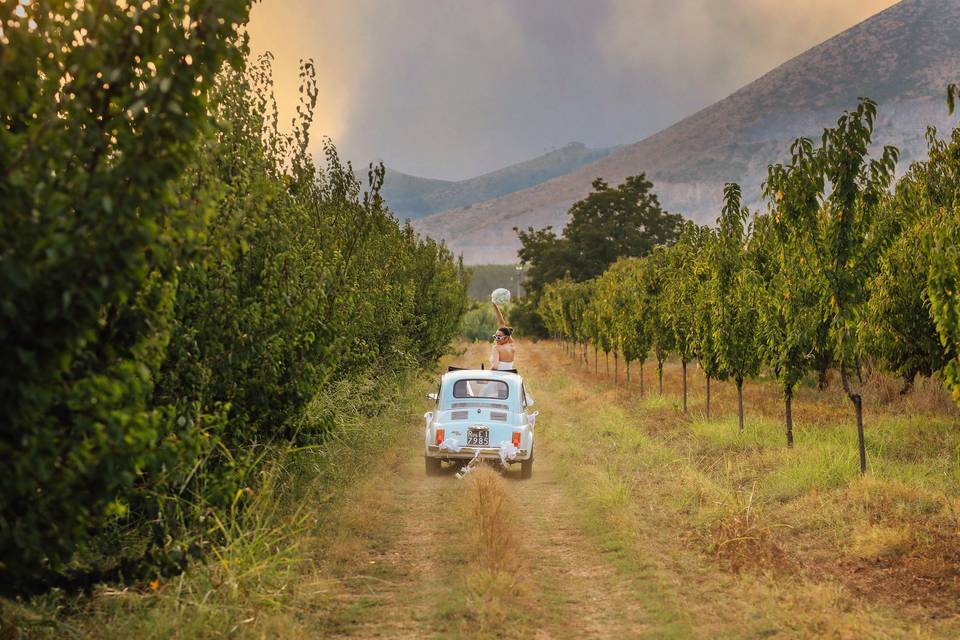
[413,0,960,264]
[375,142,614,220]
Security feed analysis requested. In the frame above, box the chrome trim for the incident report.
[450,402,510,411]
[426,445,530,460]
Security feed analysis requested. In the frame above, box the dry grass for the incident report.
[467,466,519,570]
[453,465,535,640]
[707,492,794,574]
[849,524,913,561]
[529,340,960,637]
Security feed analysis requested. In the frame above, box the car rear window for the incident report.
[452,379,509,400]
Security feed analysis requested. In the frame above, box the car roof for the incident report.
[441,368,523,386]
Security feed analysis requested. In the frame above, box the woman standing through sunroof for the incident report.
[490,301,516,371]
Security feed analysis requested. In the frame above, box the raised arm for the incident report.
[492,302,506,327]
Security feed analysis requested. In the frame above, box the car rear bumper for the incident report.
[425,445,531,461]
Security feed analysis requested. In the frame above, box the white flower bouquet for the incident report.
[491,288,511,305]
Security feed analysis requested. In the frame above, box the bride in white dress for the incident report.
[490,302,516,371]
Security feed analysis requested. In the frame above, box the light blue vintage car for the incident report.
[424,367,537,478]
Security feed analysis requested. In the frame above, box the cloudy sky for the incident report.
[248,0,898,181]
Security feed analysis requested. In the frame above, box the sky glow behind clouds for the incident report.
[248,0,898,180]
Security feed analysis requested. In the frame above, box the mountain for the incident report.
[412,0,960,264]
[375,142,615,220]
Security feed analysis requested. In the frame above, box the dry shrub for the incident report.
[904,375,958,416]
[861,369,903,406]
[707,496,793,574]
[859,368,958,416]
[564,384,591,404]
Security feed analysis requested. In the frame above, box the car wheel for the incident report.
[520,454,533,479]
[425,456,442,476]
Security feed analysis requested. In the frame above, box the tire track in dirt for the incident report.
[506,458,652,639]
[454,340,656,638]
[325,454,461,639]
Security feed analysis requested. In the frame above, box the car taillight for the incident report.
[436,428,445,445]
[512,431,520,447]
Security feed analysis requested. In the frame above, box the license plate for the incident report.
[467,428,489,446]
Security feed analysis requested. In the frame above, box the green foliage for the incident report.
[509,296,549,339]
[516,174,682,297]
[0,0,251,592]
[564,175,684,279]
[766,99,899,382]
[460,304,498,342]
[0,9,467,594]
[663,222,707,366]
[639,248,676,375]
[749,211,818,395]
[928,206,960,404]
[708,185,761,389]
[883,119,960,402]
[529,93,960,466]
[611,259,653,367]
[762,98,900,471]
[864,217,951,391]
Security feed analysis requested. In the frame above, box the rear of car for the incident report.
[423,370,536,478]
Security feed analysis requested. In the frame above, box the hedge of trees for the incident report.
[538,97,960,472]
[0,2,467,595]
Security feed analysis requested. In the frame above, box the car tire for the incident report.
[520,453,533,480]
[425,456,442,476]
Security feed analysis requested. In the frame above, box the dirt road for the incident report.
[312,342,960,639]
[311,344,664,639]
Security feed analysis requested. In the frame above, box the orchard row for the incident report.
[0,3,467,594]
[538,98,960,472]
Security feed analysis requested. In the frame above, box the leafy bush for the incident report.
[0,6,467,595]
[0,0,250,593]
[460,304,498,342]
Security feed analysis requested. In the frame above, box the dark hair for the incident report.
[498,326,513,337]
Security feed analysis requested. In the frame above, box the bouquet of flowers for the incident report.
[491,288,511,305]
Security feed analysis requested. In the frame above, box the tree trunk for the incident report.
[900,372,915,396]
[840,368,867,475]
[706,375,711,420]
[614,352,619,384]
[736,376,744,432]
[605,351,609,377]
[626,359,631,384]
[785,384,794,448]
[658,360,663,395]
[817,364,829,391]
[640,361,645,396]
[682,359,688,413]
